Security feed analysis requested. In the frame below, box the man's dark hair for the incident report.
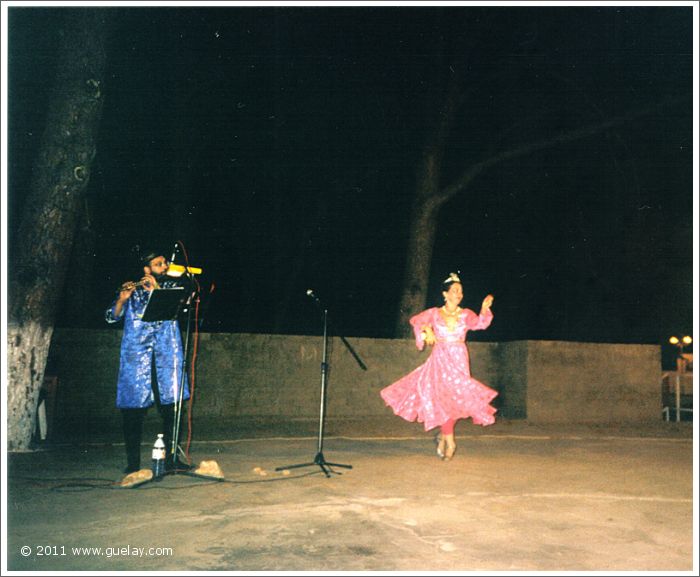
[139,248,164,267]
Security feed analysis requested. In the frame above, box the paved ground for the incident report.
[4,420,696,572]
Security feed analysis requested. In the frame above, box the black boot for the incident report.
[122,408,146,474]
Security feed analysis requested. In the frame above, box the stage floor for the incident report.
[5,421,696,572]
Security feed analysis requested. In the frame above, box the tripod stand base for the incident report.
[166,444,193,474]
[275,452,352,478]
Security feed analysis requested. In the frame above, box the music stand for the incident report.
[141,287,187,322]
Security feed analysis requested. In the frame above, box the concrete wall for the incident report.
[493,340,528,419]
[523,340,662,424]
[42,329,662,440]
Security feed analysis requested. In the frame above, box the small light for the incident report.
[682,336,692,345]
[669,336,679,345]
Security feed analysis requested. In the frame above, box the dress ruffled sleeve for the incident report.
[408,308,435,350]
[465,307,493,331]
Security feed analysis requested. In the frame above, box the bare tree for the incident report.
[395,66,689,336]
[7,9,110,450]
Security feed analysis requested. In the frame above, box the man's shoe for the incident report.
[119,469,153,488]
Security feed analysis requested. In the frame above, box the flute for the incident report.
[116,279,152,292]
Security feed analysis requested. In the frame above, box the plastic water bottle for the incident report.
[151,434,166,481]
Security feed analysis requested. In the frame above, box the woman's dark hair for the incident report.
[440,272,462,297]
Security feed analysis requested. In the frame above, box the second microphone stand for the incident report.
[276,295,366,477]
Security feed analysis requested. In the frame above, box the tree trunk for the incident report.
[394,71,459,337]
[7,10,108,451]
[395,198,441,336]
[60,196,97,327]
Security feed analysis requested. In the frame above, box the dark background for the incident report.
[6,5,695,366]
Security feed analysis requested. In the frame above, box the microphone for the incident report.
[306,289,319,301]
[170,242,178,264]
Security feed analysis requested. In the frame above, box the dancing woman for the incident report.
[380,272,497,461]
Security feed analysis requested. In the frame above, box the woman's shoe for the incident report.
[442,444,457,462]
[434,433,445,459]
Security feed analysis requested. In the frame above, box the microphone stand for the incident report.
[275,292,366,478]
[170,272,198,472]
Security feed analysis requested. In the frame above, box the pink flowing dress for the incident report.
[380,306,497,431]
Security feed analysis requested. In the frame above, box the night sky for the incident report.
[5,4,695,360]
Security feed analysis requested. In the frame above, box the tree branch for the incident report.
[433,93,691,208]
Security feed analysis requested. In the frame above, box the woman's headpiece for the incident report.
[443,272,461,284]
